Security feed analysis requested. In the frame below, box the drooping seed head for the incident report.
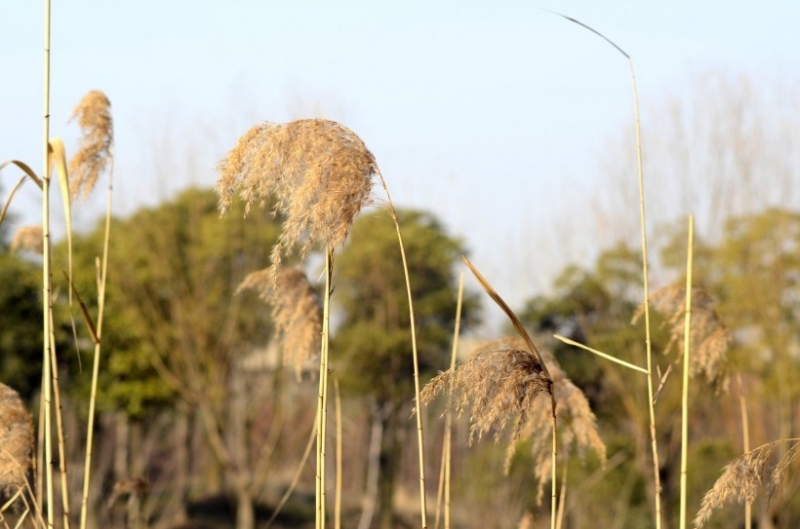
[68,90,114,200]
[237,266,322,378]
[217,119,377,271]
[694,439,800,528]
[0,383,33,494]
[10,225,43,255]
[633,285,731,388]
[421,337,551,448]
[514,340,606,504]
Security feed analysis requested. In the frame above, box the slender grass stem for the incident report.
[551,415,557,529]
[551,13,662,527]
[47,308,70,528]
[41,0,54,525]
[736,374,751,529]
[316,249,333,529]
[334,377,342,529]
[80,150,114,529]
[444,273,464,529]
[679,215,694,529]
[377,174,428,528]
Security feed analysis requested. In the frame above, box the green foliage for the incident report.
[0,250,43,399]
[332,208,479,404]
[60,187,283,418]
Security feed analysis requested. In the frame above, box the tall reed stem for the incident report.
[553,14,663,526]
[41,0,55,525]
[736,374,751,529]
[79,150,114,529]
[679,215,694,529]
[316,249,333,529]
[48,308,70,528]
[377,176,427,528]
[334,377,342,529]
[631,57,663,529]
[443,273,464,529]
[551,415,558,529]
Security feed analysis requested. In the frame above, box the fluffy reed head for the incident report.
[0,383,33,494]
[217,119,377,271]
[421,337,551,447]
[633,285,730,387]
[694,439,800,527]
[237,266,322,378]
[10,225,43,255]
[68,90,114,200]
[516,341,606,503]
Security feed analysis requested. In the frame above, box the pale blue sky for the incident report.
[2,1,799,321]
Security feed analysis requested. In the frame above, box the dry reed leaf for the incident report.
[217,119,377,272]
[421,337,551,450]
[237,267,322,378]
[0,383,33,495]
[632,285,730,387]
[10,225,43,255]
[68,90,114,200]
[694,439,800,528]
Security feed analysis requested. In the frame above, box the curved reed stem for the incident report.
[376,174,428,527]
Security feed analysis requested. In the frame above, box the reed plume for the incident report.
[217,119,377,272]
[421,337,551,449]
[237,266,322,378]
[694,439,800,528]
[11,225,43,255]
[68,90,113,200]
[633,285,730,386]
[517,341,607,504]
[0,383,33,495]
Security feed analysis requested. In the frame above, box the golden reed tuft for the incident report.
[517,340,607,504]
[0,383,33,495]
[694,439,800,528]
[68,90,114,200]
[423,336,605,504]
[10,225,43,255]
[237,266,322,378]
[421,337,551,448]
[633,285,730,387]
[217,119,377,271]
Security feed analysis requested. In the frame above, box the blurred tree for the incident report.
[62,187,282,529]
[661,208,800,528]
[333,208,478,529]
[0,240,43,400]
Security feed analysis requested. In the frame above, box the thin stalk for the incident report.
[553,334,648,374]
[266,416,317,528]
[334,377,342,529]
[551,416,558,529]
[632,59,663,529]
[316,249,333,529]
[737,374,751,529]
[444,273,464,529]
[41,0,54,525]
[679,215,694,529]
[80,136,115,529]
[47,308,70,528]
[433,440,446,529]
[36,375,45,508]
[552,14,662,527]
[376,175,427,528]
[555,460,568,529]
